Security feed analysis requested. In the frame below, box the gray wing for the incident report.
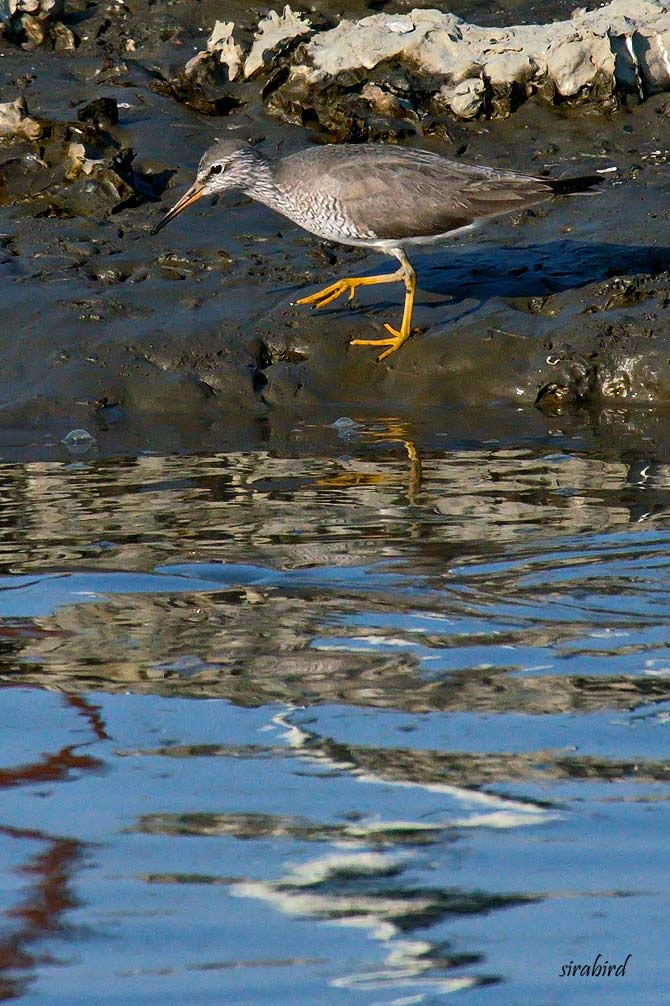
[279,145,553,240]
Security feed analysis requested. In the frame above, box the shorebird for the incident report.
[152,140,600,361]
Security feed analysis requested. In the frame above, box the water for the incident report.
[0,413,668,1004]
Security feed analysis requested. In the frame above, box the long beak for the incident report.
[151,181,205,235]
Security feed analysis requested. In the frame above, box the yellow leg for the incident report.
[297,250,418,362]
[296,270,404,310]
[350,267,417,362]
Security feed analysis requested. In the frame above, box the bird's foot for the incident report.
[350,323,413,362]
[296,277,360,310]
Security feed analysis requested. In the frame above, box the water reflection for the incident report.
[0,421,668,1002]
[0,431,668,709]
[0,695,103,1000]
[136,705,549,997]
[0,827,83,1000]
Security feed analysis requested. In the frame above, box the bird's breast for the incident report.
[267,188,377,244]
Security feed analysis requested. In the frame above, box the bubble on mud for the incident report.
[332,417,359,430]
[332,417,361,440]
[61,428,96,453]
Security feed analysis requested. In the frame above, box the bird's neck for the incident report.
[242,155,285,213]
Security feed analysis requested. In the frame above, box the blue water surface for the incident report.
[0,424,667,1004]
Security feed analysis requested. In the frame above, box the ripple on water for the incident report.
[0,431,668,1003]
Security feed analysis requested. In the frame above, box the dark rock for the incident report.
[268,69,419,142]
[150,73,241,117]
[77,97,119,129]
[0,149,51,204]
[52,20,76,51]
[49,171,134,217]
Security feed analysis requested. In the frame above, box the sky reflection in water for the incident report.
[0,420,668,1004]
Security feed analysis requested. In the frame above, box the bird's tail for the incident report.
[546,174,603,195]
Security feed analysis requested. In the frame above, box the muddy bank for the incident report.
[1,1,670,454]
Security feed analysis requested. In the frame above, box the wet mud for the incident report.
[2,0,670,453]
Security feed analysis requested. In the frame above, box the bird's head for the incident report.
[152,140,265,234]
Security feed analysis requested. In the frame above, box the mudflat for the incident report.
[1,0,670,458]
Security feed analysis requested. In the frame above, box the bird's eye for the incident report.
[210,164,224,175]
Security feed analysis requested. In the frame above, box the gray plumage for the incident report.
[169,139,599,248]
[274,144,554,244]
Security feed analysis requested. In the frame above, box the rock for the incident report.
[185,20,245,83]
[359,82,418,121]
[51,171,133,217]
[437,78,486,120]
[6,0,63,45]
[0,96,42,140]
[77,97,119,129]
[65,141,104,179]
[267,65,419,141]
[265,0,670,126]
[150,73,240,117]
[0,149,50,204]
[8,0,63,15]
[244,5,311,79]
[52,19,75,51]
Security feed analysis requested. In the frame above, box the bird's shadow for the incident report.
[411,239,670,302]
[289,239,670,331]
[293,240,670,308]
